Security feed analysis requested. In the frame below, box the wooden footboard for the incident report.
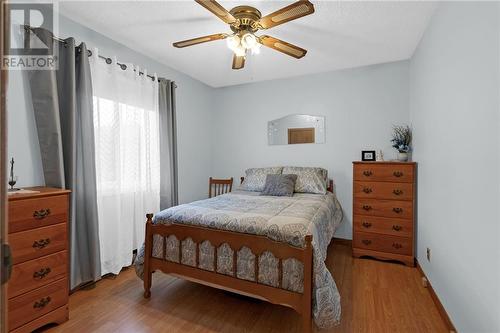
[142,214,313,333]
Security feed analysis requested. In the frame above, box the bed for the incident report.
[134,175,343,332]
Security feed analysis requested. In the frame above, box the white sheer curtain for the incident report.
[89,49,160,275]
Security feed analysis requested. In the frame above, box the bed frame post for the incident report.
[302,234,313,333]
[143,213,154,298]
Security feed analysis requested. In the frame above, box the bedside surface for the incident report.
[8,187,71,201]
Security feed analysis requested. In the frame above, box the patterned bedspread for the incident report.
[134,190,343,329]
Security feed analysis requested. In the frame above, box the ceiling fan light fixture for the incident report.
[241,32,257,49]
[234,45,246,57]
[251,43,261,55]
[227,32,255,57]
[227,32,260,57]
[226,35,240,50]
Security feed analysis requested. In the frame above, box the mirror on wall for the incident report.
[268,114,325,145]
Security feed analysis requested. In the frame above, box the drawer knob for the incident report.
[33,296,51,309]
[362,239,372,245]
[392,243,403,249]
[362,187,373,194]
[393,189,403,196]
[362,205,372,211]
[32,238,51,249]
[393,171,404,177]
[33,267,52,279]
[33,208,51,220]
[392,225,402,231]
[362,222,372,228]
[362,170,373,177]
[392,207,403,214]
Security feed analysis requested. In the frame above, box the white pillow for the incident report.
[241,167,283,192]
[282,166,328,194]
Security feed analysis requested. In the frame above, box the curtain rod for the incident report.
[89,50,158,82]
[24,25,177,87]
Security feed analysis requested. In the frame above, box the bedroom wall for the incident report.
[211,61,410,239]
[409,2,500,332]
[7,12,215,203]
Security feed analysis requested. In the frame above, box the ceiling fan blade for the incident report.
[259,35,307,59]
[195,0,236,24]
[258,0,314,30]
[173,33,226,48]
[232,54,245,70]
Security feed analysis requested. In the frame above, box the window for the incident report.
[90,51,160,275]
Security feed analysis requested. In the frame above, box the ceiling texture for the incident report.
[59,1,437,88]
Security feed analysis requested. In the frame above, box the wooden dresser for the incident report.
[7,187,70,332]
[352,162,416,266]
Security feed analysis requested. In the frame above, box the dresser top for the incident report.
[353,161,417,165]
[8,186,71,201]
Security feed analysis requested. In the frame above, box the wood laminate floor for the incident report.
[40,242,447,333]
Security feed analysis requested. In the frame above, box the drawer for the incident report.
[9,195,68,233]
[353,215,413,238]
[10,224,67,264]
[353,199,413,219]
[354,181,413,201]
[354,163,414,183]
[8,251,67,298]
[10,305,68,333]
[353,232,412,256]
[8,278,68,331]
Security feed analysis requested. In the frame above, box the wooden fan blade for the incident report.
[195,0,236,24]
[232,54,245,70]
[259,35,307,59]
[173,33,226,48]
[258,0,314,29]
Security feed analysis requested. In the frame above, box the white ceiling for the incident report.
[58,1,437,88]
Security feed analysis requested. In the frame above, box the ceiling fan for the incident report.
[173,0,315,70]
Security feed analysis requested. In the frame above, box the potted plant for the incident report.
[391,125,412,161]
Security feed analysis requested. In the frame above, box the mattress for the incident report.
[134,190,343,328]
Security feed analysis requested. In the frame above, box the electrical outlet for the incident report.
[426,247,431,262]
[422,276,429,288]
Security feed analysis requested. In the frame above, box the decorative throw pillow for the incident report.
[241,167,283,192]
[260,174,298,197]
[282,166,328,194]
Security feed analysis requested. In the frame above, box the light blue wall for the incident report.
[7,13,215,203]
[410,2,500,332]
[8,10,411,241]
[7,62,44,187]
[211,61,411,239]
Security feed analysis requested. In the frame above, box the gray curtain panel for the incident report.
[158,79,178,209]
[27,28,101,289]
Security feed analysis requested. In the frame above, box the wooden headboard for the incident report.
[327,179,334,193]
[240,177,334,193]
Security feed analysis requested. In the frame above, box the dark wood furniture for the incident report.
[352,162,416,266]
[208,177,233,198]
[142,182,335,333]
[7,187,70,332]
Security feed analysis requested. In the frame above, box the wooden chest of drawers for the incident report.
[7,187,70,332]
[352,162,416,266]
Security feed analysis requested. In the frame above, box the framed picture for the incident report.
[361,150,376,161]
